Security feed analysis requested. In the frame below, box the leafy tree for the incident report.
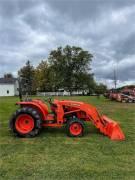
[18,61,35,95]
[73,72,95,94]
[48,45,93,94]
[95,83,108,95]
[35,60,54,92]
[4,73,14,78]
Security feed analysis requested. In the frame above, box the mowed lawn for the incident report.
[0,96,135,180]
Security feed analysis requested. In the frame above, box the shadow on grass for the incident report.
[38,123,101,138]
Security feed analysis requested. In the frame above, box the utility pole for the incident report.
[113,68,117,89]
[18,76,22,101]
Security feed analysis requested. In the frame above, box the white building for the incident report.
[0,78,19,96]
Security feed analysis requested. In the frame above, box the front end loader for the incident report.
[9,98,125,140]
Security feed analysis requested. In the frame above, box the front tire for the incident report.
[66,118,84,137]
[9,107,42,137]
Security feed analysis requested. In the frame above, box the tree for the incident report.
[4,73,14,78]
[35,60,54,92]
[18,61,35,95]
[48,45,94,94]
[73,72,95,94]
[94,83,108,95]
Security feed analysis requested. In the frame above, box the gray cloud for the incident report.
[47,0,134,21]
[0,0,135,87]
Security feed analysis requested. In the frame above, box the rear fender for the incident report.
[16,100,49,120]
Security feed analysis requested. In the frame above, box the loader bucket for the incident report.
[100,115,125,140]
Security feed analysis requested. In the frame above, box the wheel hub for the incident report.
[69,122,82,136]
[15,114,34,134]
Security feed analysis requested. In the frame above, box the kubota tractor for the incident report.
[9,98,125,140]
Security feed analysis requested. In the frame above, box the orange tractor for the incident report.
[9,98,125,140]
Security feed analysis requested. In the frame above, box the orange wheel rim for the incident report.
[15,114,34,134]
[69,122,82,136]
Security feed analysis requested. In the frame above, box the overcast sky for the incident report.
[0,0,135,88]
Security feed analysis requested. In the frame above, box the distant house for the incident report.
[0,77,19,96]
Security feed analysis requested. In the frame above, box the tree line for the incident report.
[18,45,107,95]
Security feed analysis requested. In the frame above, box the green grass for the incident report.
[0,96,135,180]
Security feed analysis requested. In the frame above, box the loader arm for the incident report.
[57,100,125,140]
[79,103,125,140]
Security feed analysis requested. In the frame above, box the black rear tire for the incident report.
[9,107,42,137]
